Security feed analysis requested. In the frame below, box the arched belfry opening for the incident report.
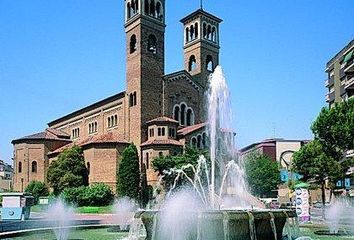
[180,9,222,81]
[148,34,157,54]
[130,34,137,54]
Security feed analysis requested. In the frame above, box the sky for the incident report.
[0,1,353,165]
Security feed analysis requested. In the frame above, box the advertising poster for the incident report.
[295,188,310,222]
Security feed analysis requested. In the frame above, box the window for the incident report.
[190,25,194,40]
[173,105,180,122]
[130,35,137,54]
[156,1,162,19]
[146,152,149,169]
[72,128,80,139]
[129,92,137,107]
[185,27,190,43]
[87,162,90,175]
[18,161,22,173]
[202,132,207,147]
[169,128,176,138]
[206,55,214,71]
[159,152,163,157]
[188,55,197,72]
[31,161,37,173]
[157,127,165,136]
[203,23,207,38]
[207,25,212,40]
[108,115,118,128]
[195,22,199,39]
[149,0,156,17]
[161,127,165,136]
[127,2,131,19]
[149,128,155,137]
[180,104,186,126]
[191,137,197,148]
[186,108,194,126]
[211,27,216,42]
[148,34,157,54]
[89,121,98,134]
[197,135,202,149]
[144,0,149,14]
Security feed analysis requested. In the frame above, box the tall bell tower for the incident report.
[180,9,222,88]
[124,0,166,146]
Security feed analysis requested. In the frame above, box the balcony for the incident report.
[345,75,354,90]
[344,59,354,73]
[325,79,329,87]
[325,91,335,103]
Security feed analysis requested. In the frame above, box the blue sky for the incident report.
[0,1,353,164]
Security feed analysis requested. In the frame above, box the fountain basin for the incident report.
[137,209,297,240]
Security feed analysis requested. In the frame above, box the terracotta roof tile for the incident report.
[48,131,129,156]
[141,139,183,147]
[12,129,71,144]
[177,122,207,136]
[146,117,179,125]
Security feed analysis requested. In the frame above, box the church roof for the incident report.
[12,128,71,144]
[163,70,202,91]
[177,122,207,136]
[141,139,183,147]
[180,9,223,24]
[48,91,126,127]
[146,117,179,125]
[48,131,129,156]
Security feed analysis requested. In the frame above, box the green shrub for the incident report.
[61,183,114,207]
[25,181,49,204]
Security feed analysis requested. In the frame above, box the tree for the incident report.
[244,153,281,197]
[47,146,88,195]
[312,98,354,153]
[25,181,49,204]
[153,147,208,190]
[292,140,343,205]
[117,144,140,201]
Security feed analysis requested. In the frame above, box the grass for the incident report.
[300,226,354,240]
[9,228,128,240]
[30,205,115,214]
[75,206,114,214]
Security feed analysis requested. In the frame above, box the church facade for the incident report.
[12,1,222,192]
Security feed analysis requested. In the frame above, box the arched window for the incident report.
[135,0,139,13]
[212,27,216,42]
[127,2,131,19]
[206,55,214,71]
[130,35,137,54]
[185,27,190,43]
[203,23,207,38]
[148,34,157,54]
[197,135,202,149]
[146,152,149,169]
[190,25,194,40]
[133,92,137,105]
[186,108,194,126]
[156,1,162,19]
[180,104,186,126]
[174,105,180,122]
[188,55,197,72]
[131,0,136,15]
[31,161,37,173]
[95,122,98,132]
[87,162,91,175]
[149,0,155,17]
[202,132,207,147]
[144,0,149,14]
[108,117,111,128]
[191,137,197,147]
[195,22,199,39]
[207,25,212,40]
[18,162,22,173]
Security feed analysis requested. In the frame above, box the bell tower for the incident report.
[180,9,222,87]
[125,0,166,146]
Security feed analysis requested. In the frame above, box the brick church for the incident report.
[12,1,222,192]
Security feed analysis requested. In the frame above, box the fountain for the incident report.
[131,66,300,240]
[46,199,75,240]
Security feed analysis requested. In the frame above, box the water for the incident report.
[325,197,353,235]
[113,197,138,231]
[45,200,74,240]
[164,66,263,210]
[127,65,306,239]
